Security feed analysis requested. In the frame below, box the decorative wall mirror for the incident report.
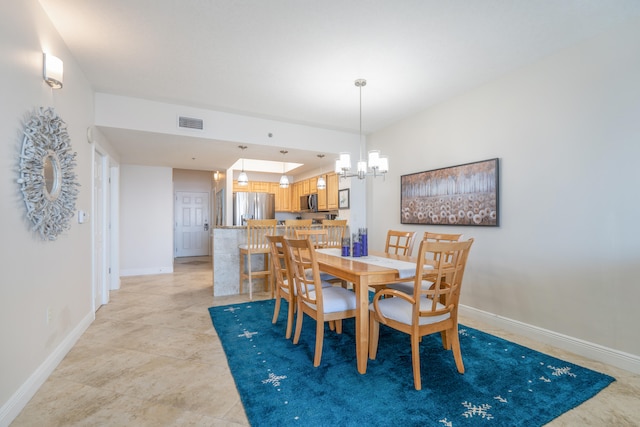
[17,107,79,240]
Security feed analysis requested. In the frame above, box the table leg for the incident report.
[354,276,369,374]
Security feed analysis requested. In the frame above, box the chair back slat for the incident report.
[414,239,474,318]
[385,230,417,256]
[423,232,463,263]
[284,237,322,310]
[246,219,277,249]
[322,219,347,248]
[266,235,292,294]
[295,229,329,249]
[284,219,313,238]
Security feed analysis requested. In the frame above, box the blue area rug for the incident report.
[208,300,614,426]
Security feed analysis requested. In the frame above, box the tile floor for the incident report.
[11,257,640,426]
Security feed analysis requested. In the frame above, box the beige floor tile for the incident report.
[10,256,640,426]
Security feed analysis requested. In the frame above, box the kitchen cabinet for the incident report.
[251,181,270,193]
[327,173,339,210]
[233,180,249,192]
[281,186,292,211]
[234,174,336,212]
[292,181,301,211]
[317,174,328,211]
[270,182,291,212]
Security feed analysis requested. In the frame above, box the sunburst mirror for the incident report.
[18,107,79,240]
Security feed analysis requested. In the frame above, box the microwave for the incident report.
[300,194,318,212]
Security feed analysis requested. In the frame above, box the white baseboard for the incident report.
[459,304,640,375]
[119,266,173,277]
[0,311,95,427]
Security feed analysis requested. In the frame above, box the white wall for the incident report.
[368,18,640,360]
[0,1,95,423]
[120,165,174,275]
[173,169,214,192]
[95,94,369,233]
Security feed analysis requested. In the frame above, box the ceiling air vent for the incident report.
[178,116,204,131]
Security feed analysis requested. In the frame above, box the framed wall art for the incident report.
[338,188,350,209]
[400,158,499,226]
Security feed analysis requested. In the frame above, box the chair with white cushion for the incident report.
[266,234,296,339]
[386,231,463,295]
[284,236,357,367]
[297,228,345,288]
[369,238,474,390]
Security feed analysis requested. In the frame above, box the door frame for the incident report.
[91,141,119,310]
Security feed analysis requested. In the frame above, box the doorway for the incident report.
[175,191,210,257]
[93,147,110,310]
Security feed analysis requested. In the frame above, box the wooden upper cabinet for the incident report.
[269,182,279,195]
[292,181,302,210]
[317,174,328,211]
[233,175,337,212]
[279,186,292,211]
[233,180,249,192]
[251,181,270,193]
[327,173,339,210]
[271,182,292,212]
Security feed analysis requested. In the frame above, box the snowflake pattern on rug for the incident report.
[209,301,614,427]
[433,328,588,425]
[262,372,287,387]
[462,401,493,420]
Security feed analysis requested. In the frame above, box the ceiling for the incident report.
[39,0,640,175]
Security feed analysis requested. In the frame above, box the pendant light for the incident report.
[237,145,249,186]
[279,150,290,188]
[316,154,326,190]
[335,79,389,180]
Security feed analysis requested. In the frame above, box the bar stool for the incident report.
[284,219,312,238]
[239,219,277,300]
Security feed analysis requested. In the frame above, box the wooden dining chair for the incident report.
[295,228,329,249]
[284,219,313,238]
[238,219,277,300]
[369,238,474,390]
[385,230,417,256]
[296,228,346,288]
[386,231,463,295]
[284,237,357,367]
[321,219,348,248]
[266,234,296,339]
[366,229,418,295]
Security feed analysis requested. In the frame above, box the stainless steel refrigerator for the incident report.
[233,192,275,225]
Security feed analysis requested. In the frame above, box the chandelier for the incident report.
[335,79,388,180]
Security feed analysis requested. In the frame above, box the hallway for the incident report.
[11,257,640,426]
[12,257,268,426]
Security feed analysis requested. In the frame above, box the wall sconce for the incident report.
[43,53,63,89]
[213,171,220,181]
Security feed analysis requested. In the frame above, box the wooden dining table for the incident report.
[314,248,417,374]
